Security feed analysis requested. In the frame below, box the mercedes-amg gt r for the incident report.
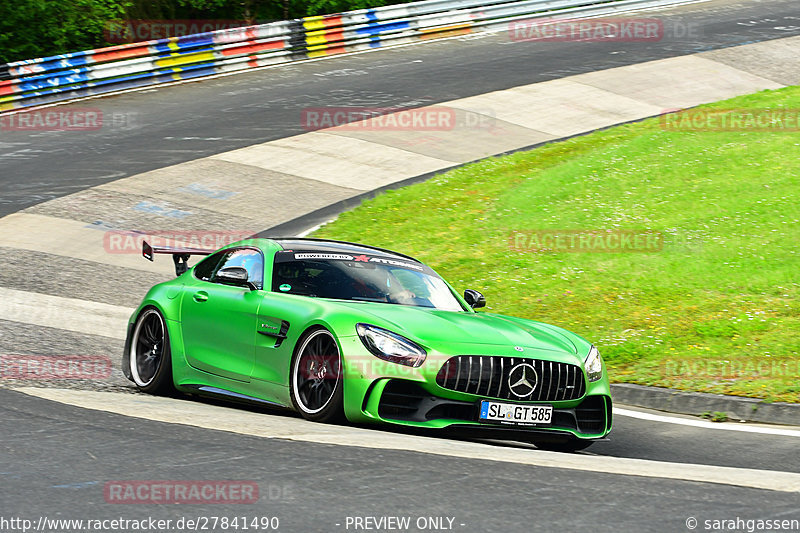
[123,238,611,451]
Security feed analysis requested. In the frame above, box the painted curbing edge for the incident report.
[611,383,800,426]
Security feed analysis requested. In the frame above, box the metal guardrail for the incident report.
[0,0,702,113]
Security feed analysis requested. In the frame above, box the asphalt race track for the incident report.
[2,388,800,533]
[2,0,800,531]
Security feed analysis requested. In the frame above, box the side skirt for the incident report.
[181,384,291,410]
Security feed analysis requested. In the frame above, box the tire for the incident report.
[129,307,173,395]
[290,328,344,423]
[532,438,594,453]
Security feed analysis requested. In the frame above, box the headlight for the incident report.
[356,324,427,368]
[584,345,603,382]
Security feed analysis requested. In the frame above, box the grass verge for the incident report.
[314,86,800,403]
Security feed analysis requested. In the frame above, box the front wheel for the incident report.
[129,307,173,395]
[290,328,344,423]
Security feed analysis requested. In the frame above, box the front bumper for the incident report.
[339,337,612,440]
[359,378,611,439]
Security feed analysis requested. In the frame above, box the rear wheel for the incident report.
[129,307,173,395]
[290,328,344,423]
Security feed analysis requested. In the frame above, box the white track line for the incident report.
[0,287,132,340]
[615,407,800,437]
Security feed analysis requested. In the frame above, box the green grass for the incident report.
[701,411,730,423]
[314,86,800,403]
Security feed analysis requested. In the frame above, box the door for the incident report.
[180,247,265,382]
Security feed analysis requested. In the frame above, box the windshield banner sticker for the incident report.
[293,253,423,271]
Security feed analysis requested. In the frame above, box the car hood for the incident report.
[332,301,578,355]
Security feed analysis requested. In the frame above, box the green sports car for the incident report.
[123,238,611,451]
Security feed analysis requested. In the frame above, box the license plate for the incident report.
[479,401,552,425]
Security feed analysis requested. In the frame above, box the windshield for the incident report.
[272,251,464,312]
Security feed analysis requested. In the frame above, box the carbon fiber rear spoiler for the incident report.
[142,240,214,276]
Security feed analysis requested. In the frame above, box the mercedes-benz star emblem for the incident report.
[508,363,538,397]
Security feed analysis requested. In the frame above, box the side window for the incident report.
[214,248,264,289]
[193,251,226,282]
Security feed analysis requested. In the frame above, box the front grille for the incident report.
[436,356,586,402]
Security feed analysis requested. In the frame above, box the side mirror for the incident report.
[215,266,256,290]
[463,289,486,309]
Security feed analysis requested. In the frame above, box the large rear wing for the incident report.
[142,240,214,276]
